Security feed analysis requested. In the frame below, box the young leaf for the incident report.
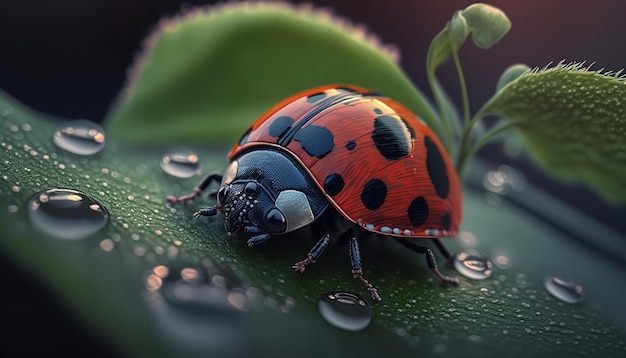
[482,63,626,203]
[105,3,436,145]
[426,3,510,151]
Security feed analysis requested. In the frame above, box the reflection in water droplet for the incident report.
[453,250,493,280]
[318,291,373,331]
[53,120,106,155]
[160,148,201,178]
[544,276,584,304]
[27,188,109,240]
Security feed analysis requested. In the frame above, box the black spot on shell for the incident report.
[324,173,345,196]
[407,196,429,227]
[346,140,356,150]
[425,136,450,199]
[361,179,387,210]
[371,115,415,160]
[374,108,383,114]
[239,128,251,146]
[269,116,294,139]
[307,92,327,103]
[293,125,334,158]
[442,212,451,230]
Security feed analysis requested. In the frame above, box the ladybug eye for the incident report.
[244,182,258,197]
[217,186,229,205]
[265,208,287,233]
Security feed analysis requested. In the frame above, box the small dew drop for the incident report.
[318,291,373,331]
[452,250,493,280]
[160,148,201,178]
[27,188,109,240]
[53,120,105,155]
[544,276,584,304]
[483,165,526,195]
[99,238,114,252]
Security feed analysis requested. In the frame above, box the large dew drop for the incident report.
[143,264,253,357]
[318,291,373,331]
[27,188,109,240]
[53,120,105,155]
[452,249,493,280]
[544,276,584,304]
[160,148,201,178]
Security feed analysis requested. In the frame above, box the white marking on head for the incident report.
[275,190,314,232]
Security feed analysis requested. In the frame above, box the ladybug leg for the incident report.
[166,172,223,204]
[292,233,330,273]
[193,207,218,218]
[396,239,459,285]
[348,233,381,301]
[431,238,454,267]
[244,226,270,247]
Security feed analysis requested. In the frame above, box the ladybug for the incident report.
[167,85,462,301]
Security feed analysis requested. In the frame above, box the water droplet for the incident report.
[99,238,114,252]
[452,250,493,280]
[483,165,526,195]
[318,291,373,331]
[160,148,201,178]
[53,120,105,155]
[143,264,253,356]
[544,276,584,304]
[144,264,248,312]
[27,188,109,240]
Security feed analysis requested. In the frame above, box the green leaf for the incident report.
[496,64,530,93]
[458,3,511,50]
[2,90,626,357]
[105,3,437,145]
[427,3,510,73]
[482,63,626,203]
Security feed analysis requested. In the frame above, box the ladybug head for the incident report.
[212,150,321,241]
[216,180,287,236]
[215,179,317,238]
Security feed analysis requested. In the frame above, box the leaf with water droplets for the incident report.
[483,63,626,203]
[2,90,626,357]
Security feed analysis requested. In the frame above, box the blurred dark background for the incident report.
[1,0,625,353]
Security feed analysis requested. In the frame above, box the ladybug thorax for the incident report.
[218,148,330,237]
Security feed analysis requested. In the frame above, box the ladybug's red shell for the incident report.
[228,85,462,238]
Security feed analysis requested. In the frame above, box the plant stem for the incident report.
[427,69,453,153]
[457,121,516,174]
[451,48,471,126]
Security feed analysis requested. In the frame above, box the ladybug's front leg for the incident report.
[244,226,271,247]
[348,232,381,301]
[166,172,223,204]
[292,233,330,273]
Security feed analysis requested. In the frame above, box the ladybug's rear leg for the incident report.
[431,238,457,269]
[396,239,459,285]
[166,172,223,204]
[348,230,381,301]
